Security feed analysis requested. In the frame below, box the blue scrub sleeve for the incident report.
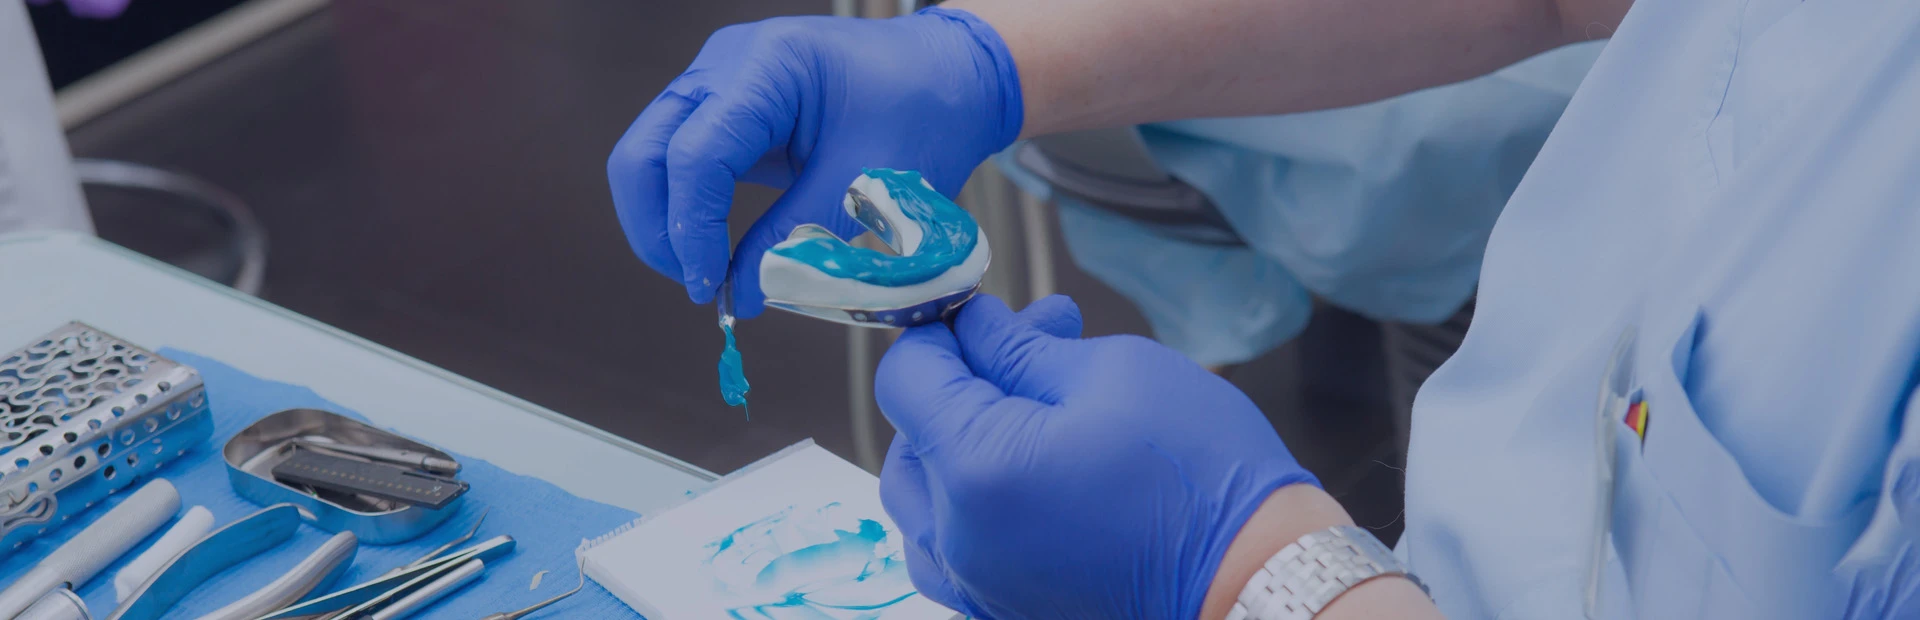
[1053,202,1312,366]
[992,150,1313,366]
[1836,382,1920,618]
[995,43,1603,366]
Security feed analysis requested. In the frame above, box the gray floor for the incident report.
[63,0,1408,540]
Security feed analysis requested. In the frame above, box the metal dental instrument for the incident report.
[715,266,752,412]
[368,558,484,620]
[107,504,359,620]
[258,535,516,620]
[761,185,987,329]
[113,505,215,602]
[290,440,462,476]
[325,537,506,620]
[718,274,736,329]
[479,554,587,620]
[397,508,489,572]
[196,532,358,620]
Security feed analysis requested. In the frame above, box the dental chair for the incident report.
[1013,128,1243,247]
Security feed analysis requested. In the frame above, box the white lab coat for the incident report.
[0,0,93,234]
[1401,0,1920,617]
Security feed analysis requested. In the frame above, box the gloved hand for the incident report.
[26,0,131,19]
[876,294,1320,619]
[606,7,1023,316]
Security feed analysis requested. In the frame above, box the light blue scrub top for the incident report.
[997,44,1602,366]
[1401,0,1920,617]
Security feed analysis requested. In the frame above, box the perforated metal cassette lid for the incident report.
[0,322,212,555]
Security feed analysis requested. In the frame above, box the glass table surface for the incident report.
[0,231,714,515]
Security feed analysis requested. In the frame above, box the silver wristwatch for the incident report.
[1228,525,1427,620]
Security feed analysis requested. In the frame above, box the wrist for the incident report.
[918,5,1026,148]
[1200,483,1355,620]
[1200,484,1442,620]
[939,0,1080,139]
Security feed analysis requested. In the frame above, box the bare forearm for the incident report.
[947,0,1628,138]
[1201,484,1445,620]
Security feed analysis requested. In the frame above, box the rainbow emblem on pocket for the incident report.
[1623,395,1649,446]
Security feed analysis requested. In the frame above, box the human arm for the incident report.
[951,0,1631,138]
[875,294,1442,618]
[607,0,1630,313]
[1203,485,1442,620]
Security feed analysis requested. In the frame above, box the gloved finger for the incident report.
[880,434,934,545]
[665,95,791,303]
[1015,294,1084,339]
[906,542,977,616]
[876,322,1010,450]
[65,0,132,18]
[953,295,1078,403]
[728,165,865,318]
[608,90,698,280]
[879,434,972,611]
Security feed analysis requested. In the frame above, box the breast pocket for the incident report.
[1609,307,1873,620]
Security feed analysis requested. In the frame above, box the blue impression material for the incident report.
[766,168,978,287]
[705,503,918,619]
[718,324,750,415]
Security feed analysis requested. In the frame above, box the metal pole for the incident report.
[1019,190,1058,302]
[843,0,906,474]
[963,164,1029,306]
[848,324,883,473]
[839,0,1057,472]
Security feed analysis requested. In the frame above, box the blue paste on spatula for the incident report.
[716,278,750,418]
[718,323,750,417]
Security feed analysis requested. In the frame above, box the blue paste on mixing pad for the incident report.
[718,324,750,415]
[767,168,978,287]
[705,503,918,618]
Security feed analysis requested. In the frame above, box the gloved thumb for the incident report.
[954,295,1080,403]
[874,295,1082,448]
[877,320,1010,449]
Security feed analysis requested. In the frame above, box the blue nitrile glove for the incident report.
[26,0,132,19]
[876,294,1320,619]
[606,8,1023,315]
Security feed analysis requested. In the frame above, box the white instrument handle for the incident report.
[0,480,180,619]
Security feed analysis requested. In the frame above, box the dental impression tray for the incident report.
[225,408,464,543]
[760,168,990,328]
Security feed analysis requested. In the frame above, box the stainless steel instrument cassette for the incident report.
[0,322,214,556]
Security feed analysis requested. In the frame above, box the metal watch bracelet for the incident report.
[1227,525,1428,620]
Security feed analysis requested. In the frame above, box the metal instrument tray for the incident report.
[1,322,213,556]
[224,408,462,544]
